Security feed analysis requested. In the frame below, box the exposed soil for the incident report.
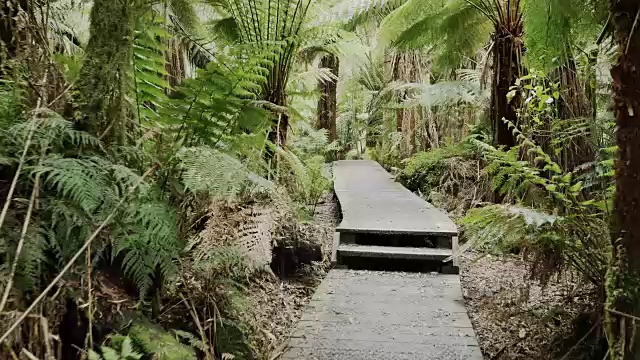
[460,252,604,360]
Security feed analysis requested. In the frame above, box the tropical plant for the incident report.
[89,337,143,360]
[206,0,314,147]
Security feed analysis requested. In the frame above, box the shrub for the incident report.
[399,142,475,196]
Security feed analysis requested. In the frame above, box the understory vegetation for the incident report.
[1,0,640,359]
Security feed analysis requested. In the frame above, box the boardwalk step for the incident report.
[337,244,452,261]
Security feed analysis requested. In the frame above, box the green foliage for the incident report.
[134,10,172,125]
[128,323,197,360]
[462,203,609,286]
[463,76,614,287]
[322,0,408,29]
[161,45,274,149]
[278,149,332,214]
[522,0,602,72]
[89,336,143,360]
[399,143,473,195]
[380,0,492,69]
[177,146,273,200]
[113,191,180,295]
[368,132,403,170]
[184,247,258,358]
[0,110,181,296]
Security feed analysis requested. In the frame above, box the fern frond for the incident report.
[403,80,487,108]
[318,0,407,28]
[134,11,172,124]
[31,156,111,214]
[386,0,491,69]
[113,193,180,295]
[177,147,273,199]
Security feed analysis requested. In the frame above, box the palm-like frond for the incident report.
[403,80,488,108]
[382,0,491,69]
[317,0,407,29]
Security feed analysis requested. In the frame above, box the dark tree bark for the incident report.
[266,83,289,148]
[605,1,640,359]
[490,17,523,148]
[74,0,135,144]
[316,53,339,142]
[546,58,595,171]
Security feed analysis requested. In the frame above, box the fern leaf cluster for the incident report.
[177,146,273,200]
[161,45,275,149]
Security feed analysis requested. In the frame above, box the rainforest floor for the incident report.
[460,252,603,360]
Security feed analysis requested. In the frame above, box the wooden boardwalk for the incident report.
[334,160,457,236]
[282,160,482,359]
[282,271,483,359]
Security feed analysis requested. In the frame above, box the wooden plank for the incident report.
[282,270,482,360]
[333,160,457,236]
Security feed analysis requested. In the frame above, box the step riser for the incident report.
[340,232,453,249]
[336,243,458,274]
[337,250,451,262]
[336,256,459,274]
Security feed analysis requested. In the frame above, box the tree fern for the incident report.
[161,44,275,149]
[379,0,491,69]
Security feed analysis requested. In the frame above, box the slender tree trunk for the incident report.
[392,53,404,132]
[606,1,640,359]
[75,0,135,144]
[266,82,289,148]
[316,53,339,142]
[392,52,421,156]
[490,28,523,148]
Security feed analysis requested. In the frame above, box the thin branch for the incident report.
[606,308,640,322]
[0,109,41,235]
[20,349,40,360]
[0,164,159,345]
[559,317,601,360]
[0,175,40,313]
[46,82,74,108]
[625,7,640,54]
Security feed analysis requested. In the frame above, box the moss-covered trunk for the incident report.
[490,26,523,148]
[316,53,339,143]
[74,0,135,144]
[606,1,640,359]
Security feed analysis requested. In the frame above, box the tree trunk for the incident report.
[75,0,135,144]
[316,53,339,143]
[605,1,640,359]
[392,52,421,156]
[490,28,523,148]
[555,58,595,170]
